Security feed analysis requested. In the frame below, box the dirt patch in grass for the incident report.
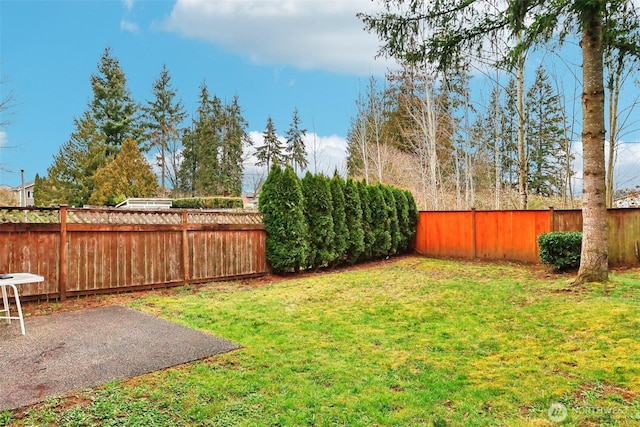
[573,382,637,403]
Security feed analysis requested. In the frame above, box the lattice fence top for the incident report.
[0,208,60,224]
[0,207,263,225]
[187,210,263,225]
[67,209,183,225]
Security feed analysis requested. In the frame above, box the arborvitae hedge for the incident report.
[301,172,335,270]
[172,197,243,209]
[343,179,365,265]
[405,190,418,250]
[394,189,410,253]
[259,165,308,274]
[330,173,348,266]
[259,167,419,274]
[357,180,374,262]
[382,186,400,255]
[368,184,391,258]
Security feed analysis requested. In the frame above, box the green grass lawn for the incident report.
[3,256,640,426]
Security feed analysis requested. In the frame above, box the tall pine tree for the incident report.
[144,64,187,194]
[90,47,141,155]
[526,65,566,196]
[255,116,285,171]
[178,82,222,196]
[285,108,308,173]
[219,95,251,196]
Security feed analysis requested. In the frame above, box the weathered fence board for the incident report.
[0,206,267,300]
[416,208,640,267]
[605,209,640,266]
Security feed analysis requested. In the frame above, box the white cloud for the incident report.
[157,0,393,76]
[243,130,348,190]
[121,19,140,33]
[123,0,135,11]
[613,141,640,190]
[571,139,640,195]
[0,130,7,147]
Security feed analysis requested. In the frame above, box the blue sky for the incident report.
[1,0,392,188]
[2,0,639,194]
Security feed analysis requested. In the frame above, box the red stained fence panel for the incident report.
[415,211,475,259]
[416,208,640,267]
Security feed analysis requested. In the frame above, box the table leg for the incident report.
[10,284,26,335]
[1,284,10,325]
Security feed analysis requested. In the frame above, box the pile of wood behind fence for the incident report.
[415,208,640,267]
[0,206,267,300]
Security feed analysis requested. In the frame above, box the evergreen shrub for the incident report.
[259,168,419,272]
[343,179,365,264]
[537,231,582,271]
[172,197,243,209]
[259,165,308,274]
[382,186,400,255]
[330,173,348,266]
[357,181,374,261]
[368,185,391,258]
[301,173,336,270]
[394,189,410,253]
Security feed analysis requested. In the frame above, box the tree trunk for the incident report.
[516,32,528,210]
[605,61,621,208]
[575,4,608,284]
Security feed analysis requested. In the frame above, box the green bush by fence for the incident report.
[172,197,243,209]
[259,166,418,274]
[538,231,583,271]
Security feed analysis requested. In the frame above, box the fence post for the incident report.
[549,206,555,232]
[182,210,190,285]
[471,208,477,259]
[59,205,67,301]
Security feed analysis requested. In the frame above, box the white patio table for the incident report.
[0,273,44,335]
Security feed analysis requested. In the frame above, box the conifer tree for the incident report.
[178,82,222,196]
[89,137,159,206]
[502,78,520,188]
[90,47,141,155]
[343,178,365,264]
[259,165,308,273]
[526,65,566,196]
[219,95,251,196]
[329,172,348,266]
[35,112,107,207]
[144,64,187,194]
[285,108,308,173]
[255,116,285,171]
[301,172,336,269]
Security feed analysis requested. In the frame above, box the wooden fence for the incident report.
[416,208,640,267]
[0,206,267,300]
